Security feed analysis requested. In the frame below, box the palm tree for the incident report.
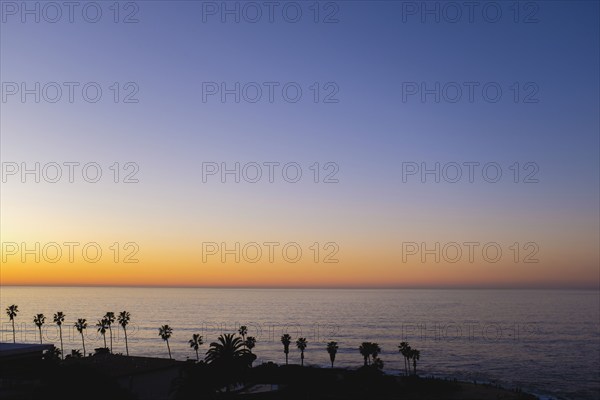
[103,312,115,353]
[188,333,203,361]
[359,342,371,366]
[296,337,307,366]
[70,349,83,358]
[205,333,251,364]
[33,313,46,344]
[117,311,131,356]
[245,336,256,367]
[410,349,420,375]
[238,325,248,346]
[96,319,108,349]
[359,342,381,366]
[326,341,338,368]
[281,334,292,365]
[159,325,173,359]
[5,305,18,343]
[74,318,88,356]
[53,311,65,359]
[398,342,412,375]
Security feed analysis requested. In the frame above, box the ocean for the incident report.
[1,287,598,400]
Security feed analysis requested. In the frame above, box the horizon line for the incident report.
[1,283,598,291]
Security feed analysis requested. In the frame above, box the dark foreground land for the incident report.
[1,353,537,400]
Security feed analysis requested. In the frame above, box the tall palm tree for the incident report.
[188,333,203,361]
[33,313,46,344]
[159,325,173,359]
[281,334,292,365]
[326,341,338,368]
[96,319,108,349]
[205,333,251,366]
[5,305,19,343]
[103,312,115,353]
[296,337,307,366]
[238,325,248,346]
[398,342,411,375]
[117,311,131,356]
[53,311,65,359]
[409,349,420,375]
[74,318,88,356]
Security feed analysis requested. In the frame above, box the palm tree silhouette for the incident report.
[188,333,204,361]
[281,334,292,365]
[5,305,19,343]
[245,336,256,367]
[53,311,65,359]
[238,325,248,346]
[103,312,115,353]
[359,342,381,366]
[96,319,108,349]
[159,325,173,359]
[70,349,83,358]
[409,348,420,375]
[33,313,46,344]
[326,341,338,368]
[205,333,251,365]
[117,311,131,356]
[398,342,412,375]
[74,318,88,356]
[296,337,307,366]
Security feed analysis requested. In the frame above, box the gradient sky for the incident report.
[1,1,598,288]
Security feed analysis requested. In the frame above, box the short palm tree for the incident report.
[410,348,420,375]
[5,305,19,343]
[296,337,307,366]
[53,311,66,359]
[245,336,257,367]
[96,319,108,349]
[359,342,381,366]
[159,325,173,359]
[117,311,131,356]
[238,325,248,346]
[188,333,204,361]
[326,341,338,368]
[205,333,251,366]
[33,313,46,344]
[281,334,292,365]
[74,318,88,356]
[104,312,115,353]
[70,349,83,358]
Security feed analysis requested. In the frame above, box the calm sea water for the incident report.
[0,287,598,400]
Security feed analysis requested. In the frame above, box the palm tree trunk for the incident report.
[331,360,334,368]
[11,320,15,343]
[285,352,288,365]
[59,326,64,359]
[39,327,43,344]
[103,334,107,349]
[413,359,417,376]
[109,326,113,353]
[301,352,304,366]
[81,333,86,357]
[124,328,129,356]
[166,339,172,359]
[195,348,199,361]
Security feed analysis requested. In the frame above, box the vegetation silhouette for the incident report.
[5,304,19,343]
[96,318,109,349]
[296,337,308,366]
[205,333,253,391]
[74,318,88,356]
[326,341,338,368]
[103,312,115,353]
[33,313,46,344]
[117,311,131,356]
[53,311,66,359]
[188,333,203,361]
[159,324,173,359]
[359,342,381,367]
[281,333,292,365]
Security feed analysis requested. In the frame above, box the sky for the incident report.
[0,0,598,289]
